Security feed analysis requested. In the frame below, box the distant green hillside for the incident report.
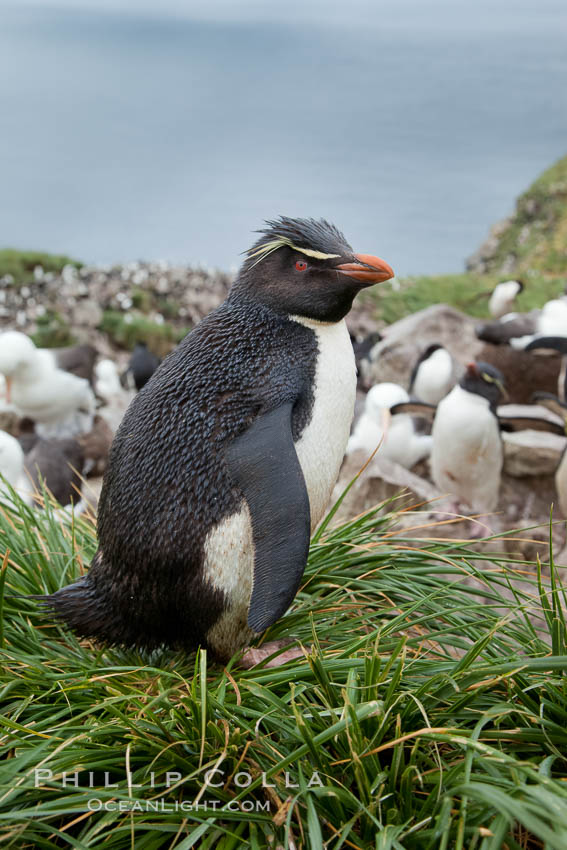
[0,248,81,285]
[366,154,567,323]
[364,269,562,326]
[470,153,567,276]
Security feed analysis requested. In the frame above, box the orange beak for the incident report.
[4,377,11,404]
[336,253,394,285]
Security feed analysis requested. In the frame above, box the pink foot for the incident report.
[239,639,307,669]
[468,521,493,540]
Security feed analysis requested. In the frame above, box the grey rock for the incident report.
[503,429,566,478]
[361,304,478,389]
[72,299,104,328]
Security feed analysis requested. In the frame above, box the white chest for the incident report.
[203,317,356,654]
[489,281,520,318]
[414,350,453,405]
[431,386,502,509]
[433,387,499,450]
[291,316,357,528]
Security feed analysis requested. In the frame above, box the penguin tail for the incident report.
[40,574,108,639]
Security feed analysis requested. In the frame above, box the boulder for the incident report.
[503,430,566,478]
[361,304,482,389]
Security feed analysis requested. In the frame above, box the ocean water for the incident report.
[1,0,566,276]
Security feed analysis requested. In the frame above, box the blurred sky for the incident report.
[2,0,566,274]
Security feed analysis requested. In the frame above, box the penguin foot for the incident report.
[467,521,493,540]
[239,640,306,669]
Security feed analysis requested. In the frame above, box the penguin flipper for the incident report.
[226,402,311,634]
[525,336,567,355]
[530,391,567,419]
[390,400,437,421]
[498,414,565,435]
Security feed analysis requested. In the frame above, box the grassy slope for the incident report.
[361,270,563,326]
[479,154,567,276]
[0,489,567,849]
[363,154,567,325]
[0,250,81,285]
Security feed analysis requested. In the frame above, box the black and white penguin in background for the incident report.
[408,343,457,405]
[525,336,567,401]
[122,342,161,391]
[488,279,524,319]
[44,217,394,664]
[431,362,506,513]
[476,294,567,349]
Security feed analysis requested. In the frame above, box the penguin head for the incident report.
[460,361,506,409]
[365,382,409,418]
[494,279,524,296]
[234,216,394,322]
[415,343,448,369]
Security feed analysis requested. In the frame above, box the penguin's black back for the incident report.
[129,343,161,390]
[49,296,317,653]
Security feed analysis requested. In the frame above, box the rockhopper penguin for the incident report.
[488,279,524,319]
[431,361,506,512]
[476,295,567,349]
[408,343,457,406]
[122,342,161,391]
[44,217,394,661]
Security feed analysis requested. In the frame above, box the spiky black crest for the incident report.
[245,216,353,266]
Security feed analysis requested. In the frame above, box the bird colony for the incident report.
[1,219,566,666]
[0,331,159,512]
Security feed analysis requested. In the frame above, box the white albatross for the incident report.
[0,430,32,505]
[0,331,96,437]
[346,382,432,468]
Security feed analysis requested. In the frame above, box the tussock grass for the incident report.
[0,489,566,849]
[100,310,190,357]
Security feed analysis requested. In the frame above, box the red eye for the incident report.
[295,260,308,272]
